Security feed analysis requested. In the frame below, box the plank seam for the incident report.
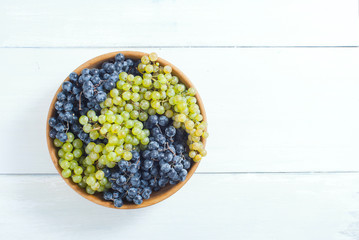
[1,171,359,176]
[0,46,358,49]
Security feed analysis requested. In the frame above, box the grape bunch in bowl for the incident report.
[47,51,208,208]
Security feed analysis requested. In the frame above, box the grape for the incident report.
[149,52,158,61]
[54,139,63,147]
[62,169,71,178]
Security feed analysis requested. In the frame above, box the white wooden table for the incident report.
[1,1,359,239]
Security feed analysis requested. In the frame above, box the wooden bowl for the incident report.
[46,51,207,209]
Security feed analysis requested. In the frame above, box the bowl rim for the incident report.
[46,51,207,209]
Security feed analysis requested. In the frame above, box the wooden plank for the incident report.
[1,48,359,173]
[0,174,359,239]
[0,0,358,47]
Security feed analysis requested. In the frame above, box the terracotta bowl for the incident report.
[46,51,207,209]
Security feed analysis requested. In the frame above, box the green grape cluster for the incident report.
[55,132,110,195]
[79,106,150,165]
[78,52,208,165]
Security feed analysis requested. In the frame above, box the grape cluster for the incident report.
[49,53,139,143]
[49,52,208,207]
[55,135,111,194]
[103,115,192,207]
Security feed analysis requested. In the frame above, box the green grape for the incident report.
[141,137,150,145]
[100,178,108,186]
[116,80,125,89]
[86,186,95,194]
[151,91,160,100]
[132,137,139,146]
[89,152,99,161]
[60,160,70,169]
[66,133,75,143]
[144,91,152,100]
[156,106,165,114]
[151,100,160,109]
[89,131,99,140]
[130,110,139,119]
[107,152,116,161]
[122,83,131,91]
[72,139,83,148]
[141,55,150,64]
[86,142,96,152]
[115,115,124,124]
[79,116,88,125]
[54,138,63,147]
[78,181,87,188]
[145,64,153,73]
[164,65,172,74]
[149,52,158,61]
[119,72,128,81]
[58,149,65,158]
[69,160,78,170]
[62,169,72,178]
[140,100,150,110]
[143,129,150,136]
[62,143,73,152]
[139,112,148,121]
[134,76,143,85]
[91,182,100,191]
[121,111,130,120]
[86,176,96,186]
[131,92,140,101]
[143,78,152,87]
[87,110,96,118]
[110,89,119,97]
[105,182,112,189]
[125,104,133,112]
[99,155,108,165]
[153,81,161,89]
[72,174,82,183]
[124,135,132,144]
[171,76,179,84]
[95,170,104,180]
[97,185,105,192]
[123,151,132,161]
[122,91,131,100]
[74,166,83,175]
[131,127,141,136]
[83,124,92,133]
[125,120,134,128]
[115,147,124,155]
[64,152,74,161]
[106,161,116,168]
[86,165,96,174]
[124,143,132,151]
[165,110,174,118]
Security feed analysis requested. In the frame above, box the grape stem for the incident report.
[66,121,69,133]
[89,127,101,132]
[78,91,83,110]
[166,142,176,156]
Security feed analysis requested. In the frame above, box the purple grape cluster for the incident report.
[48,53,140,143]
[103,115,192,207]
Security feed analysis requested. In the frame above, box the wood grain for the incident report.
[0,0,358,47]
[1,48,359,173]
[46,51,206,209]
[1,174,359,240]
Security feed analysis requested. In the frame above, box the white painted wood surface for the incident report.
[1,48,359,173]
[1,0,359,239]
[1,174,359,240]
[0,0,358,47]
